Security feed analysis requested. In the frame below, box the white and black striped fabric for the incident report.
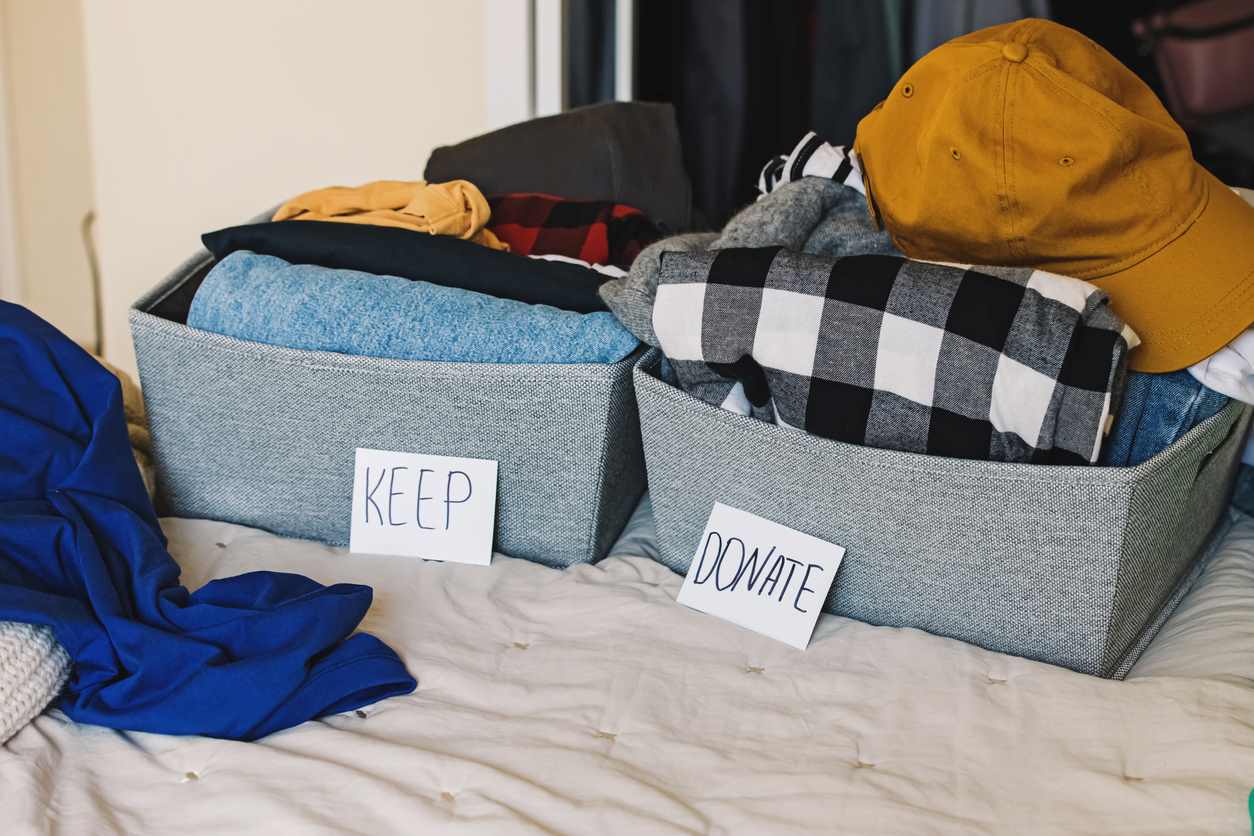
[653,247,1139,465]
[758,132,864,197]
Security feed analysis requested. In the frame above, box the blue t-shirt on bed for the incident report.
[0,301,415,740]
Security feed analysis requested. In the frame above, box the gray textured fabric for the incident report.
[601,179,894,349]
[634,351,1250,677]
[599,233,717,345]
[718,179,841,252]
[1110,509,1236,678]
[801,193,898,258]
[130,257,647,569]
[720,177,897,258]
[1106,409,1248,671]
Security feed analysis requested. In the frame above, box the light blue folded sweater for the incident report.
[187,251,640,364]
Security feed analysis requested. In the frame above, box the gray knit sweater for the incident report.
[600,178,898,346]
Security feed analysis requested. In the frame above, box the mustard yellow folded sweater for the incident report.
[273,179,508,251]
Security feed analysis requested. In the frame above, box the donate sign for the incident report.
[349,447,498,565]
[676,503,845,649]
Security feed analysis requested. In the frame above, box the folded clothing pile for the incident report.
[606,20,1254,467]
[604,134,1146,464]
[194,174,664,366]
[609,69,1253,467]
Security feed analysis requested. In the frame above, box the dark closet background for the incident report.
[567,0,1254,229]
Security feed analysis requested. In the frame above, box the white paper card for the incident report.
[676,503,845,650]
[349,447,498,565]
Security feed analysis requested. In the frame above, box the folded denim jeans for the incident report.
[1101,371,1230,466]
[187,252,640,365]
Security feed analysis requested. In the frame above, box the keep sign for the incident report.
[677,503,845,649]
[350,448,498,565]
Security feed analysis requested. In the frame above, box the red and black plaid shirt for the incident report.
[487,193,663,270]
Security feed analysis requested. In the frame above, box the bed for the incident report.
[4,497,1254,835]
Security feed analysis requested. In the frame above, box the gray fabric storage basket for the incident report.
[634,351,1250,677]
[129,250,646,568]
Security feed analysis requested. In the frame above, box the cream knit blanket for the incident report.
[0,624,70,744]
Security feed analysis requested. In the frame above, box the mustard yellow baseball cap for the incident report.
[854,18,1254,372]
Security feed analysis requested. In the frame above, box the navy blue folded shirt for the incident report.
[202,220,611,314]
[0,302,415,740]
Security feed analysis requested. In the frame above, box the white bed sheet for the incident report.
[1131,509,1254,684]
[4,502,1254,835]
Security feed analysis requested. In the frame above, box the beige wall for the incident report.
[80,0,489,373]
[1,0,97,348]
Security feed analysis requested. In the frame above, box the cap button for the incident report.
[1002,42,1028,63]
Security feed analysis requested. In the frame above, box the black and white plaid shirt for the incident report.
[653,247,1139,464]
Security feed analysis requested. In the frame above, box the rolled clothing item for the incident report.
[273,179,508,251]
[1101,370,1230,467]
[653,247,1139,464]
[487,193,663,270]
[188,251,640,365]
[203,221,609,314]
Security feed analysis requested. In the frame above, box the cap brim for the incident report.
[1094,168,1254,373]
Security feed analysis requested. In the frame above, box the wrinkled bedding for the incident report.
[4,502,1254,835]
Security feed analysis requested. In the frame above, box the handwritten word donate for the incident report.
[677,503,845,649]
[691,531,827,613]
[349,448,498,565]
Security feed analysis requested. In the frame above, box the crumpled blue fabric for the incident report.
[188,251,640,364]
[0,302,415,740]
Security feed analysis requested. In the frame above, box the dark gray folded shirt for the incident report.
[425,102,693,234]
